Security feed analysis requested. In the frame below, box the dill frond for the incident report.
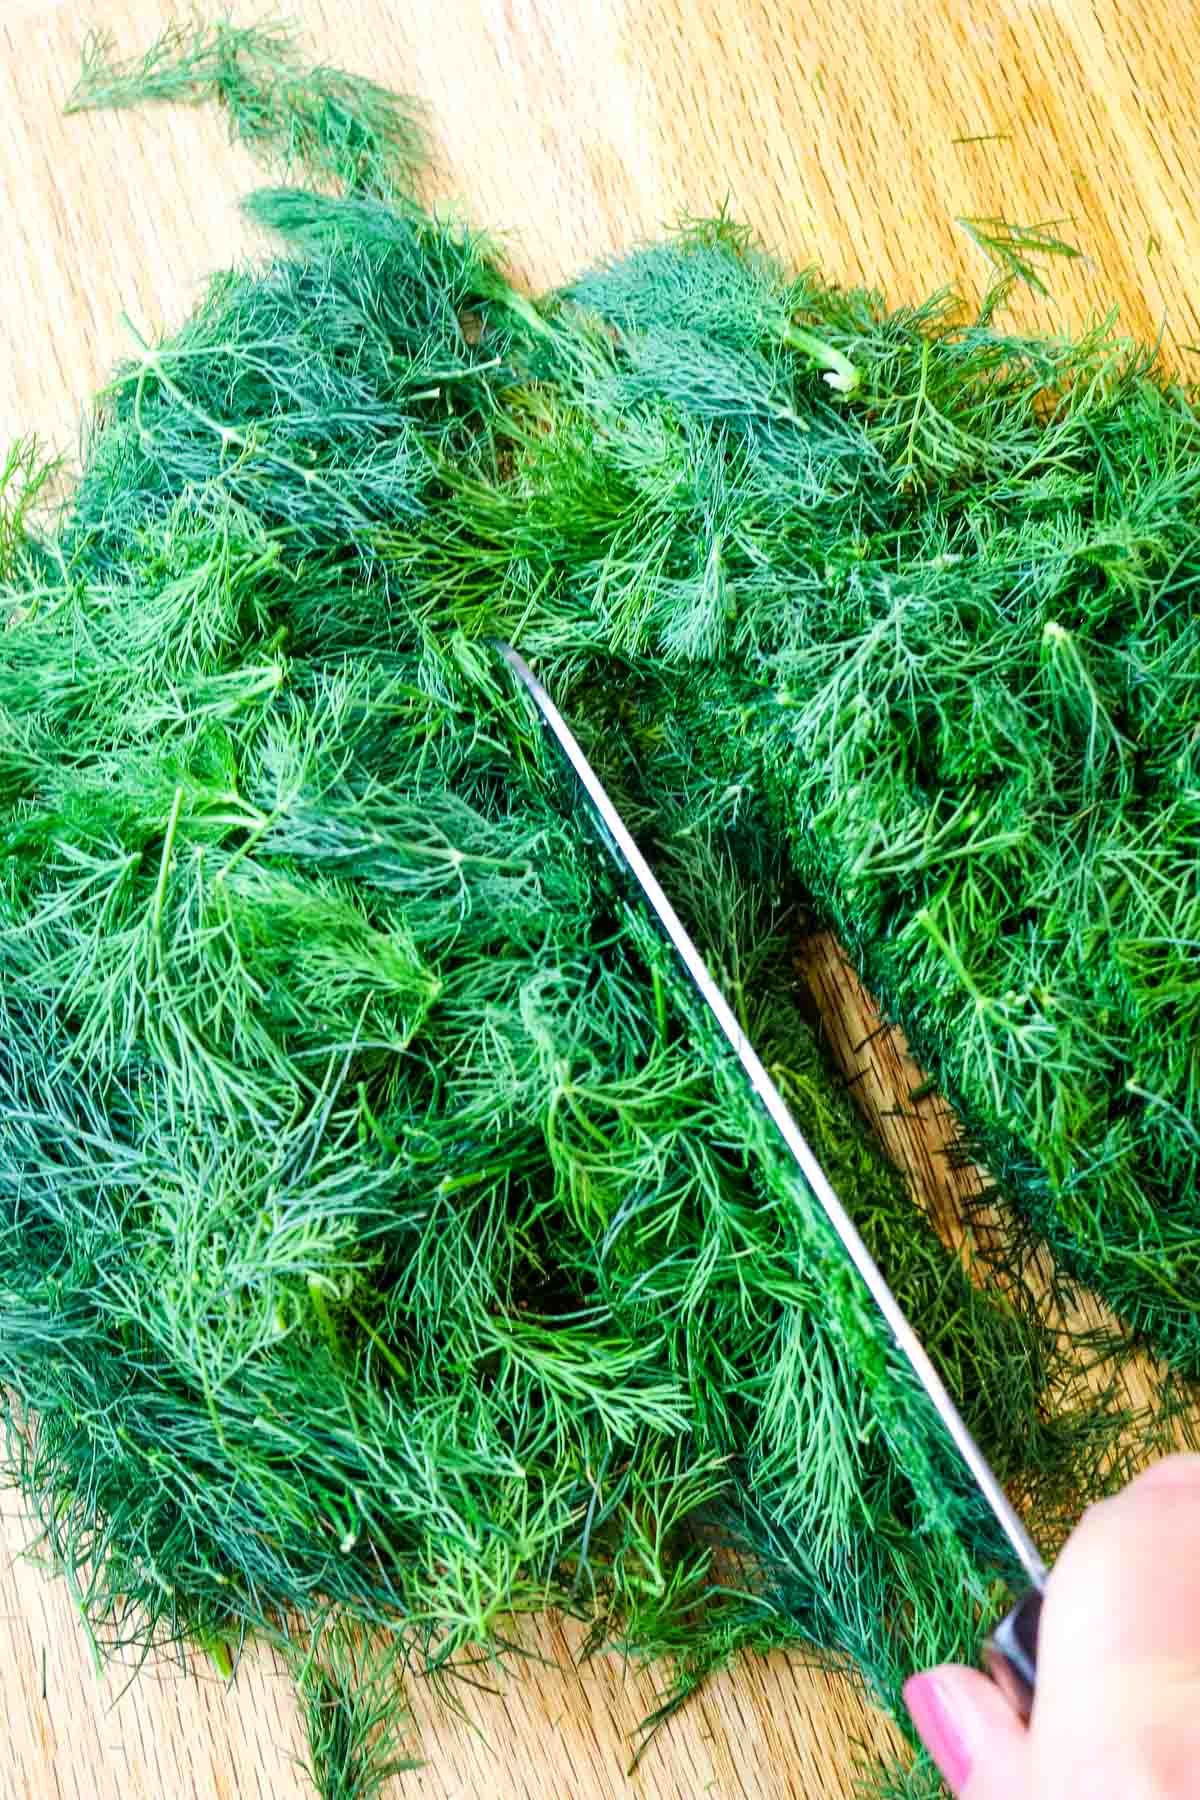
[294,1621,421,1799]
[67,19,426,198]
[955,213,1085,297]
[0,438,59,582]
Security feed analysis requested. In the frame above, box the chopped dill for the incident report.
[1,20,1196,1800]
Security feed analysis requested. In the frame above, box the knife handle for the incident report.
[982,1587,1042,1721]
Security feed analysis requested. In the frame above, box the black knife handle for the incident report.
[983,1587,1042,1721]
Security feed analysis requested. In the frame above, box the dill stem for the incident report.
[346,1305,408,1383]
[782,325,860,394]
[63,1562,104,1681]
[651,964,668,1046]
[152,786,185,944]
[214,814,275,883]
[901,340,932,474]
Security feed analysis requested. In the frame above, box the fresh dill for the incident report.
[0,173,1106,1793]
[1,21,1195,1800]
[501,216,1200,1375]
[294,1622,421,1799]
[67,19,426,197]
[956,213,1084,296]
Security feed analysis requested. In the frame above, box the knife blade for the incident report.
[499,640,1047,1719]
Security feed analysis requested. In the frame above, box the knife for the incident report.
[498,641,1046,1721]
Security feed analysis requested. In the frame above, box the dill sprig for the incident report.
[67,19,426,198]
[294,1621,421,1798]
[955,214,1084,297]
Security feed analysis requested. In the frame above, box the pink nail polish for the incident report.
[903,1673,972,1793]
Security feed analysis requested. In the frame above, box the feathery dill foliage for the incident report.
[67,19,426,198]
[0,180,1102,1797]
[473,220,1200,1374]
[5,23,1189,1793]
[955,215,1084,298]
[859,1758,949,1800]
[294,1623,421,1798]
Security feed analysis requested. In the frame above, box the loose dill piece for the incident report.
[294,1622,420,1799]
[858,1756,948,1800]
[0,440,58,585]
[67,20,426,198]
[956,213,1084,296]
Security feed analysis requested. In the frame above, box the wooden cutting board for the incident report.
[2,3,1198,1795]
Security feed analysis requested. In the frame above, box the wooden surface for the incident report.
[2,2,1199,1796]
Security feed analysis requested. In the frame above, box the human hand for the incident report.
[903,1454,1200,1797]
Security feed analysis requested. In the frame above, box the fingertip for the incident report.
[1125,1451,1200,1495]
[904,1669,970,1794]
[1074,1453,1200,1541]
[904,1664,1027,1797]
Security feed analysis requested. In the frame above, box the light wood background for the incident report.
[1,3,1198,1796]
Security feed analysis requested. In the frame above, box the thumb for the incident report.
[903,1664,1028,1797]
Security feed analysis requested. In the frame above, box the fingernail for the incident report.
[903,1673,972,1793]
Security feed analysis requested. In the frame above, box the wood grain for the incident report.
[1,3,1198,1796]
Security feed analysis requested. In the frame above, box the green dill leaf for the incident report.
[293,1620,421,1799]
[956,213,1085,297]
[67,19,426,198]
